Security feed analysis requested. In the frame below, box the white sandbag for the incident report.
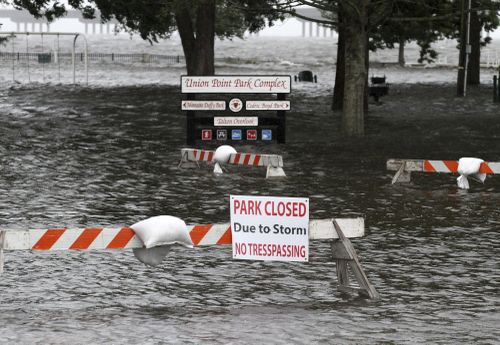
[456,157,486,190]
[213,145,236,164]
[130,215,193,249]
[457,175,470,190]
[133,245,170,266]
[213,162,223,175]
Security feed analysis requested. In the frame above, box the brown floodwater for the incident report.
[0,83,499,344]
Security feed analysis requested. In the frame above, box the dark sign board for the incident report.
[181,75,291,145]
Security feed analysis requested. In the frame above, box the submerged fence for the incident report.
[0,51,184,64]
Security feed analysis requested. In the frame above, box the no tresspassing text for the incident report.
[234,242,307,259]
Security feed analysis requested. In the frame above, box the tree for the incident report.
[10,0,283,75]
[342,0,369,137]
[454,0,500,93]
[332,3,344,111]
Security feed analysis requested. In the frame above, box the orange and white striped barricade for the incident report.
[179,148,286,178]
[387,159,500,184]
[0,217,378,299]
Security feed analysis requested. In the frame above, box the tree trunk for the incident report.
[398,38,405,66]
[175,0,215,76]
[332,5,345,111]
[364,34,369,113]
[467,5,481,85]
[342,0,368,137]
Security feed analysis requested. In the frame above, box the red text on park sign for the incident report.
[230,195,309,262]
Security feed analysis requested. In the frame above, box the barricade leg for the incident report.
[178,151,199,169]
[331,220,379,300]
[213,162,223,174]
[391,160,411,184]
[266,165,286,178]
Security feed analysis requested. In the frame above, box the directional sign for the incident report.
[245,100,290,111]
[182,75,290,144]
[182,100,226,111]
[214,117,258,127]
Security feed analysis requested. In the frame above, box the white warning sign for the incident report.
[230,195,309,262]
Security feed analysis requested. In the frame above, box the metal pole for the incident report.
[57,34,60,82]
[83,35,88,86]
[72,35,75,84]
[26,33,30,83]
[11,34,15,82]
[463,0,471,96]
[41,32,45,83]
[72,33,89,86]
[498,69,500,101]
[494,75,498,102]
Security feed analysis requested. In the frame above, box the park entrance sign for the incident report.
[181,75,291,145]
[230,195,309,262]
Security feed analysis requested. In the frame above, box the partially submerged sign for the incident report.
[245,100,290,111]
[181,75,291,144]
[181,100,226,111]
[214,117,258,127]
[230,195,309,262]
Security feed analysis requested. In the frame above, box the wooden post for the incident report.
[498,70,500,102]
[186,93,196,145]
[277,93,286,143]
[494,76,498,103]
[493,70,500,102]
[331,219,379,299]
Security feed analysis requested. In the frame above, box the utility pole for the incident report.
[463,0,472,96]
[457,0,472,97]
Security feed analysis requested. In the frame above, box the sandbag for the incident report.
[457,157,486,190]
[130,215,193,249]
[213,145,237,164]
[133,245,170,266]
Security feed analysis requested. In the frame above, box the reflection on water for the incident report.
[0,84,499,344]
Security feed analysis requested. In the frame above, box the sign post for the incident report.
[230,195,309,262]
[181,75,291,145]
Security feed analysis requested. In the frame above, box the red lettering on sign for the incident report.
[233,200,263,215]
[263,201,307,217]
[245,242,306,258]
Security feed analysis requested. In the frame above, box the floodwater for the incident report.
[0,81,499,344]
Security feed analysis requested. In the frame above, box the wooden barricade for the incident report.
[0,218,379,299]
[179,148,286,178]
[387,158,500,184]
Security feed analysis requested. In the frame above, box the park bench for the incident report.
[294,70,317,83]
